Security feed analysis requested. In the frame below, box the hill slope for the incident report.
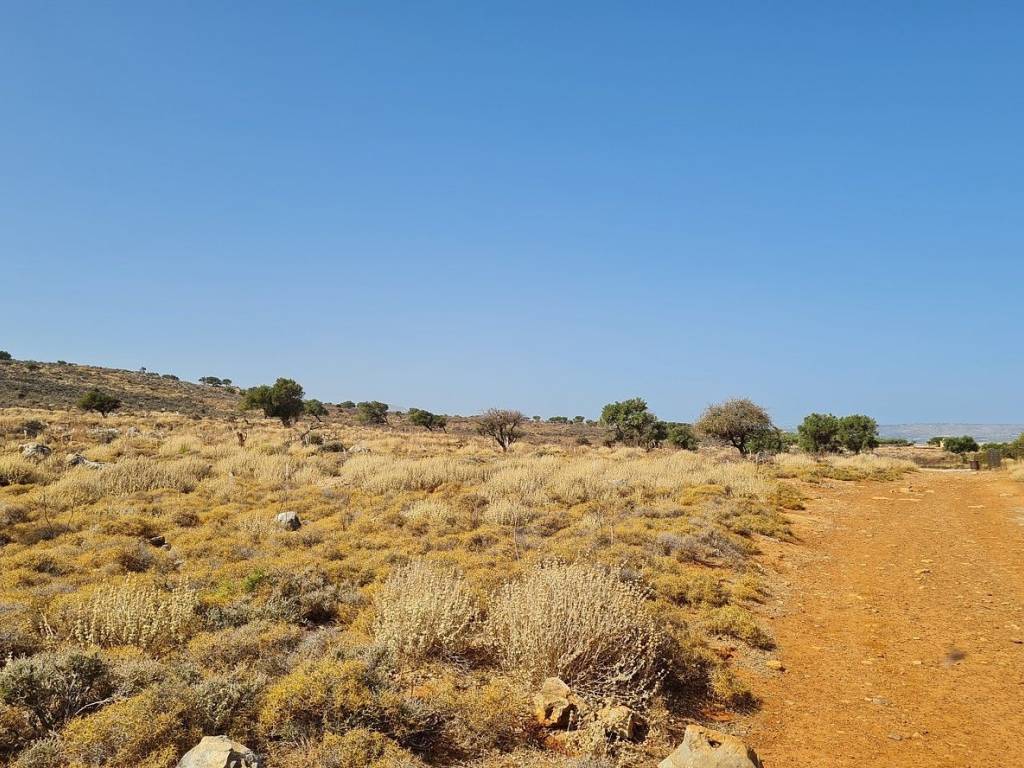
[0,360,240,416]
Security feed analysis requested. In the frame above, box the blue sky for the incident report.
[2,2,1022,425]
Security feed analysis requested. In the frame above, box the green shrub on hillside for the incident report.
[241,378,305,426]
[76,389,121,418]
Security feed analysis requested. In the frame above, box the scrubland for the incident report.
[0,408,915,768]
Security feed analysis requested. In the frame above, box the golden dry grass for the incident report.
[0,406,912,767]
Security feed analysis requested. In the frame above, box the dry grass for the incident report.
[774,451,917,481]
[0,405,872,766]
[488,562,667,707]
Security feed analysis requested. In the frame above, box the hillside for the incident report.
[0,359,241,416]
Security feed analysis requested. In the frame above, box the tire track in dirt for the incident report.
[746,470,1024,767]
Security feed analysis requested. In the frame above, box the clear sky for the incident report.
[2,2,1022,425]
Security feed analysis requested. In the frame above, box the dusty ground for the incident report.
[746,469,1024,767]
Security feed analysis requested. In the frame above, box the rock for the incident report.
[66,453,104,469]
[533,677,581,729]
[348,444,370,453]
[20,443,51,460]
[274,511,302,531]
[765,659,784,671]
[176,736,261,768]
[148,534,166,547]
[596,703,642,741]
[659,725,763,768]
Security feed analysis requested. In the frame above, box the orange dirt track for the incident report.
[746,470,1024,767]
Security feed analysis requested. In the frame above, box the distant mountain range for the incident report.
[879,424,1024,443]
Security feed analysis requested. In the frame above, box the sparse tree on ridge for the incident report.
[600,397,666,449]
[356,401,390,425]
[303,399,328,422]
[241,378,305,426]
[695,398,774,456]
[0,351,11,362]
[408,408,447,432]
[478,409,525,452]
[77,388,121,418]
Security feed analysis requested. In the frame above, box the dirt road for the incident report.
[746,470,1024,767]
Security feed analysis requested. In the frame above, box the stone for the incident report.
[176,736,261,768]
[659,725,763,768]
[66,453,103,469]
[274,511,302,531]
[596,703,642,741]
[149,534,167,547]
[20,443,51,460]
[533,677,580,729]
[765,659,784,671]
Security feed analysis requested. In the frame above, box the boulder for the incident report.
[66,453,104,469]
[274,511,302,531]
[177,736,260,768]
[20,443,51,460]
[659,725,763,768]
[533,677,581,729]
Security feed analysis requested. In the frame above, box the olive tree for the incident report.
[837,415,879,453]
[695,398,774,456]
[943,435,979,454]
[665,422,699,450]
[600,398,667,449]
[77,389,121,418]
[477,409,525,452]
[408,408,447,432]
[356,401,390,425]
[797,413,841,454]
[241,378,305,426]
[303,399,328,422]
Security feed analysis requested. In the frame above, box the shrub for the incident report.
[277,728,417,768]
[837,415,879,453]
[258,658,375,740]
[0,351,11,361]
[19,420,46,438]
[488,562,667,706]
[373,561,477,661]
[702,605,774,649]
[339,400,356,409]
[797,413,841,454]
[59,686,191,767]
[0,457,41,487]
[304,399,329,421]
[241,378,306,426]
[696,399,774,456]
[356,401,390,425]
[665,422,699,450]
[262,568,347,626]
[0,651,113,733]
[600,398,666,448]
[943,435,979,454]
[407,408,447,432]
[44,578,198,653]
[76,389,121,418]
[477,409,525,452]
